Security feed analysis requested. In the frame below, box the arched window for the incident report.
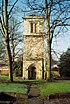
[30,23,37,33]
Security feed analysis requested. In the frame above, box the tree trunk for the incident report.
[5,39,13,82]
[4,0,13,82]
[47,39,51,81]
[45,0,51,81]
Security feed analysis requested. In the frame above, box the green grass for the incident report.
[39,81,70,96]
[14,77,46,83]
[0,75,9,81]
[0,75,70,96]
[0,83,27,93]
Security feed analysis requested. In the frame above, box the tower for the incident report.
[23,15,45,79]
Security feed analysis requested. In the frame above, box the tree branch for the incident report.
[0,19,5,38]
[8,0,19,17]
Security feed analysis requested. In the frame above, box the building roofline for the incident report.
[22,15,44,19]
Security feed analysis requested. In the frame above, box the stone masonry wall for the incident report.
[23,60,43,79]
[23,16,45,79]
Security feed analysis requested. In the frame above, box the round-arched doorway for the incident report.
[28,64,36,79]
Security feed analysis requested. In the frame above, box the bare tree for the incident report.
[25,0,70,81]
[0,0,70,82]
[0,0,19,82]
[9,17,23,61]
[9,17,23,76]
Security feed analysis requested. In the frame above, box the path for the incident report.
[0,83,70,104]
[26,83,43,104]
[26,83,70,104]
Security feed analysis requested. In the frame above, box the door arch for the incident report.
[28,64,36,79]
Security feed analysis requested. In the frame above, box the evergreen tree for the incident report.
[59,48,70,77]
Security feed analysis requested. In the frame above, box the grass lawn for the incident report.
[0,83,27,94]
[0,75,70,96]
[39,81,70,96]
[0,75,9,81]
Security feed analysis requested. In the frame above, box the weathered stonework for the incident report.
[23,15,46,79]
[23,36,44,59]
[23,60,43,79]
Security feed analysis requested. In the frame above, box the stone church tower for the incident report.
[23,15,46,79]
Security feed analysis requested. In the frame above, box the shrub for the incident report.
[59,48,70,77]
[13,61,23,77]
[51,71,60,78]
